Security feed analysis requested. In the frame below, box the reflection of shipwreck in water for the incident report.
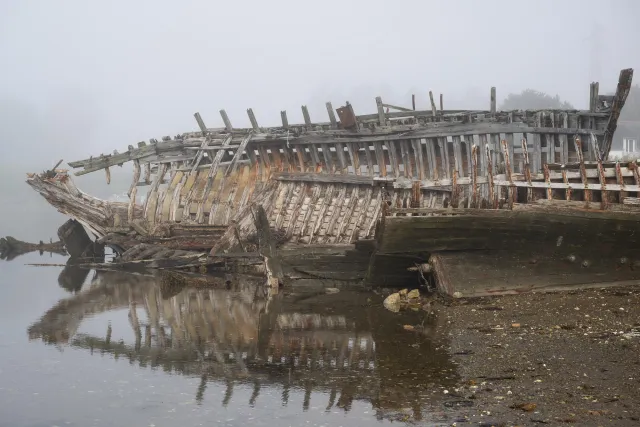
[0,236,66,260]
[25,68,640,296]
[27,271,456,421]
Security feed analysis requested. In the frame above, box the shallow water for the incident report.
[0,249,461,427]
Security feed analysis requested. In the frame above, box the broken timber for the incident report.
[25,68,640,296]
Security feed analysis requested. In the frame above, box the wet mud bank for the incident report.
[434,287,640,426]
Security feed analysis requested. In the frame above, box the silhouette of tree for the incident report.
[500,89,574,110]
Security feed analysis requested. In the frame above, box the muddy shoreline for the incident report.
[435,287,640,426]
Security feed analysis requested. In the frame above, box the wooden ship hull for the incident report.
[27,68,640,296]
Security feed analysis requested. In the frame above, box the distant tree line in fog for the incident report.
[500,85,639,121]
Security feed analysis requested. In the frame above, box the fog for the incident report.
[1,0,639,239]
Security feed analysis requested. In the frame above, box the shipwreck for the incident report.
[27,68,640,297]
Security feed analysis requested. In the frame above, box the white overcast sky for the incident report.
[1,0,639,165]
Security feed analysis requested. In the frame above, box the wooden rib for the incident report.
[310,185,335,243]
[465,136,474,176]
[365,190,383,239]
[298,185,322,241]
[169,180,185,222]
[281,145,294,172]
[151,163,171,222]
[438,137,450,179]
[426,138,438,180]
[129,160,141,197]
[285,183,308,238]
[198,135,233,223]
[220,110,233,131]
[280,111,289,129]
[559,112,569,163]
[258,146,271,178]
[194,112,207,134]
[615,161,627,201]
[428,91,437,117]
[388,141,401,178]
[322,184,348,242]
[321,144,334,173]
[349,188,373,243]
[336,186,359,240]
[144,163,168,223]
[309,145,322,172]
[401,140,412,178]
[374,142,386,177]
[295,147,307,173]
[375,96,385,125]
[561,169,571,200]
[362,142,374,176]
[246,146,263,180]
[233,163,259,220]
[158,163,183,222]
[274,182,294,230]
[490,87,496,113]
[452,136,463,177]
[221,165,246,225]
[271,147,284,172]
[500,139,516,208]
[547,113,556,164]
[521,138,533,202]
[334,143,347,173]
[144,162,151,184]
[190,138,211,174]
[301,105,312,127]
[247,108,259,131]
[347,143,361,175]
[485,144,496,208]
[471,144,478,208]
[574,135,591,206]
[128,186,137,223]
[590,133,608,210]
[326,102,337,128]
[225,133,254,177]
[410,139,425,180]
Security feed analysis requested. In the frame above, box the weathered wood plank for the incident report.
[220,110,233,132]
[247,108,260,131]
[301,106,311,127]
[374,142,386,177]
[194,112,207,134]
[346,143,360,175]
[375,96,386,126]
[334,142,347,173]
[326,102,337,128]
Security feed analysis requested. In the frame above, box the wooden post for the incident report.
[247,108,259,131]
[326,102,337,128]
[219,109,233,131]
[411,94,416,111]
[280,111,289,129]
[375,96,385,126]
[439,94,443,112]
[490,87,496,113]
[194,112,207,135]
[428,91,437,117]
[301,105,311,127]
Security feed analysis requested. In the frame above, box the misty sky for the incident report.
[1,0,640,167]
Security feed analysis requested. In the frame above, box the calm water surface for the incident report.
[0,249,460,427]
